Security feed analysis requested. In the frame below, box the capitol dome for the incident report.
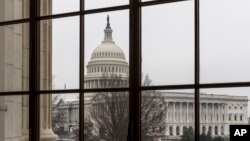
[84,15,129,89]
[91,41,126,60]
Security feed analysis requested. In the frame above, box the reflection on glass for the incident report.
[40,0,79,16]
[84,92,129,140]
[0,95,29,140]
[200,88,250,141]
[85,0,128,10]
[40,17,79,90]
[0,23,29,92]
[84,11,129,89]
[142,2,194,85]
[142,89,195,140]
[201,0,250,83]
[0,0,29,22]
[47,93,79,140]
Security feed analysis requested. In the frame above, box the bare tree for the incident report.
[52,105,68,138]
[88,74,167,141]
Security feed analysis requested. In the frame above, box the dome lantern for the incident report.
[104,15,113,42]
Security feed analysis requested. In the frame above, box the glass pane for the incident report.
[141,89,194,140]
[142,1,194,86]
[40,17,79,90]
[200,87,250,140]
[0,95,29,141]
[0,23,29,92]
[84,91,129,140]
[40,0,79,16]
[40,93,79,141]
[84,10,129,89]
[200,0,250,83]
[85,0,128,10]
[0,0,29,22]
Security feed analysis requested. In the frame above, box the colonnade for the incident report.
[84,79,128,88]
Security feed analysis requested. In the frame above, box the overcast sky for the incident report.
[51,0,250,113]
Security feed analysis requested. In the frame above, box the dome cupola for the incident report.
[85,15,129,86]
[90,15,126,60]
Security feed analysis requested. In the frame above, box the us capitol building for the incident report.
[52,16,249,141]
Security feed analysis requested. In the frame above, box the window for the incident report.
[1,0,250,141]
[240,115,243,121]
[170,126,173,136]
[176,126,180,135]
[202,126,206,134]
[215,126,218,135]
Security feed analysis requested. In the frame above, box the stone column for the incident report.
[225,104,228,122]
[40,95,58,141]
[211,125,215,136]
[212,103,214,123]
[186,103,189,122]
[206,125,209,134]
[173,125,176,136]
[180,125,183,135]
[225,125,229,136]
[206,103,208,123]
[218,125,221,135]
[173,102,175,123]
[180,102,182,123]
[166,102,169,123]
[218,104,221,122]
[40,1,58,140]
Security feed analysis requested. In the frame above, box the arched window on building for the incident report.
[215,126,218,135]
[169,127,173,136]
[221,126,224,135]
[235,114,237,121]
[208,126,212,133]
[176,126,180,135]
[240,115,243,121]
[202,126,206,134]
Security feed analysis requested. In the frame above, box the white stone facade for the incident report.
[0,1,57,140]
[159,92,248,140]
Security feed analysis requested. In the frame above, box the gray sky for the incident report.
[51,0,250,113]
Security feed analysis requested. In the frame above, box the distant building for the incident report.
[54,16,248,141]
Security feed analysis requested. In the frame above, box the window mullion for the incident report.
[80,0,85,141]
[194,0,200,141]
[29,0,40,140]
[129,0,141,140]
